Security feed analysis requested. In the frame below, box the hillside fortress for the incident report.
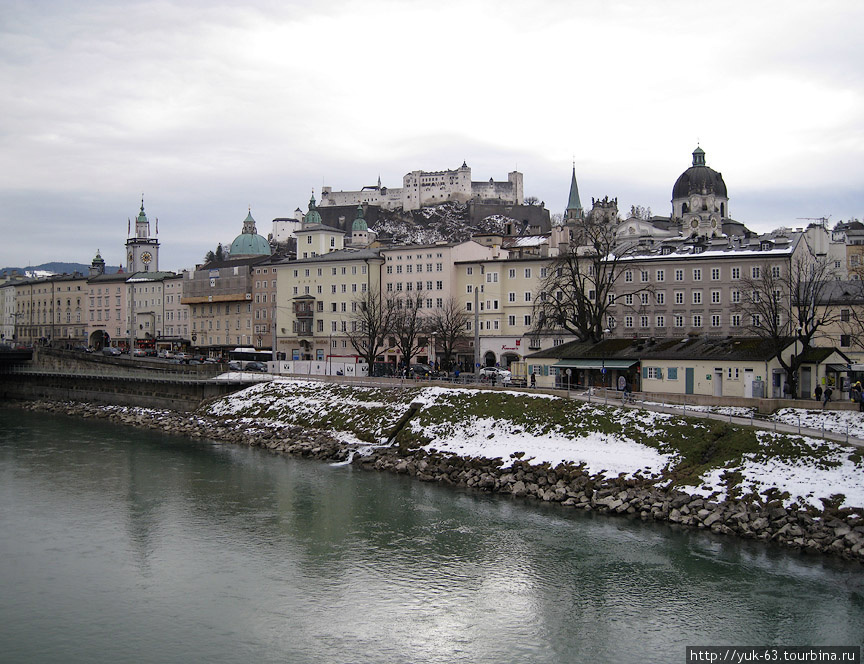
[319,161,523,212]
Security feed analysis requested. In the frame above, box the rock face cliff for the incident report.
[315,201,551,245]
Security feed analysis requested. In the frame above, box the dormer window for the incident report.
[760,241,772,251]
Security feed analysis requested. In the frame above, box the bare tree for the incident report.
[390,293,429,370]
[628,205,652,220]
[427,297,471,371]
[344,290,396,370]
[532,210,647,342]
[737,255,841,397]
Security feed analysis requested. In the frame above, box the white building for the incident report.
[320,162,523,211]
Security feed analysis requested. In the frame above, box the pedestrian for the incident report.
[854,381,864,412]
[823,386,833,407]
[530,371,536,388]
[814,384,822,401]
[623,379,632,403]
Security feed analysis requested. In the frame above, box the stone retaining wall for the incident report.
[11,399,864,564]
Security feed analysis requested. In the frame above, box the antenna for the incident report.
[796,216,831,228]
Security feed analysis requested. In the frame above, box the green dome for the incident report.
[229,233,271,256]
[229,209,271,257]
[352,204,368,231]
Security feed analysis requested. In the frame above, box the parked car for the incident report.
[102,347,121,356]
[174,352,190,362]
[410,364,437,378]
[228,361,242,371]
[131,348,147,357]
[244,361,268,372]
[479,367,512,383]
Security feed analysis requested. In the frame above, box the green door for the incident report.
[685,368,695,394]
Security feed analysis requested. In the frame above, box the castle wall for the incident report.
[319,164,521,212]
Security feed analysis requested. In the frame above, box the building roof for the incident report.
[277,248,383,265]
[229,210,271,257]
[527,336,800,363]
[672,146,728,200]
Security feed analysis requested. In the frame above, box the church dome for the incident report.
[229,210,271,257]
[672,147,727,200]
[352,204,368,231]
[304,193,322,226]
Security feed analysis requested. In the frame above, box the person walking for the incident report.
[814,384,823,402]
[822,385,833,407]
[530,371,536,388]
[853,381,864,412]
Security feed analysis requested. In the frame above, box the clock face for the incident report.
[141,252,152,264]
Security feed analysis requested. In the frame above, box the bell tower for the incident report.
[125,196,160,273]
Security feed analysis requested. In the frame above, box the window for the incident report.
[656,269,665,282]
[524,315,532,326]
[655,292,665,305]
[751,314,761,327]
[772,265,781,278]
[624,294,633,306]
[508,292,516,302]
[655,315,665,327]
[486,272,499,283]
[752,266,761,279]
[508,269,515,278]
[640,293,649,305]
[727,367,740,380]
[692,291,702,305]
[524,268,532,278]
[525,292,532,302]
[841,309,851,322]
[732,267,740,280]
[625,315,634,328]
[640,270,649,283]
[646,367,662,380]
[711,290,721,304]
[675,269,684,281]
[693,268,702,281]
[692,314,702,327]
[640,315,649,327]
[508,315,516,326]
[731,314,741,327]
[840,334,851,347]
[674,291,684,305]
[731,290,741,304]
[711,314,721,327]
[625,270,633,283]
[711,268,720,280]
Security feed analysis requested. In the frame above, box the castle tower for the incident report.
[89,250,106,277]
[125,197,159,273]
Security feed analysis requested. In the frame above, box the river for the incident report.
[0,406,861,663]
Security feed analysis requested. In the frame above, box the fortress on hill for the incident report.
[319,161,523,211]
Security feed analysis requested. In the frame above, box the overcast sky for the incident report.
[1,0,862,273]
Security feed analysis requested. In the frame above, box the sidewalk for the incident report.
[571,387,864,449]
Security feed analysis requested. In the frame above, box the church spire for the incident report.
[565,163,584,221]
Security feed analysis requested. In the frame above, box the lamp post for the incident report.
[601,325,612,404]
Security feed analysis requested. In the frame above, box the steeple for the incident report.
[692,146,706,167]
[565,164,584,221]
[242,207,257,235]
[304,190,322,226]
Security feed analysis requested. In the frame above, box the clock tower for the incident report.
[126,197,160,273]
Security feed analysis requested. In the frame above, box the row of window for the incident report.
[386,264,444,274]
[611,288,778,306]
[624,265,780,283]
[611,313,771,328]
[292,266,368,278]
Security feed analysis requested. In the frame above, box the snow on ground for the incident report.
[414,415,673,476]
[682,432,864,509]
[771,407,864,440]
[204,380,864,509]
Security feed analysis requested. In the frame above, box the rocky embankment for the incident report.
[15,399,864,563]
